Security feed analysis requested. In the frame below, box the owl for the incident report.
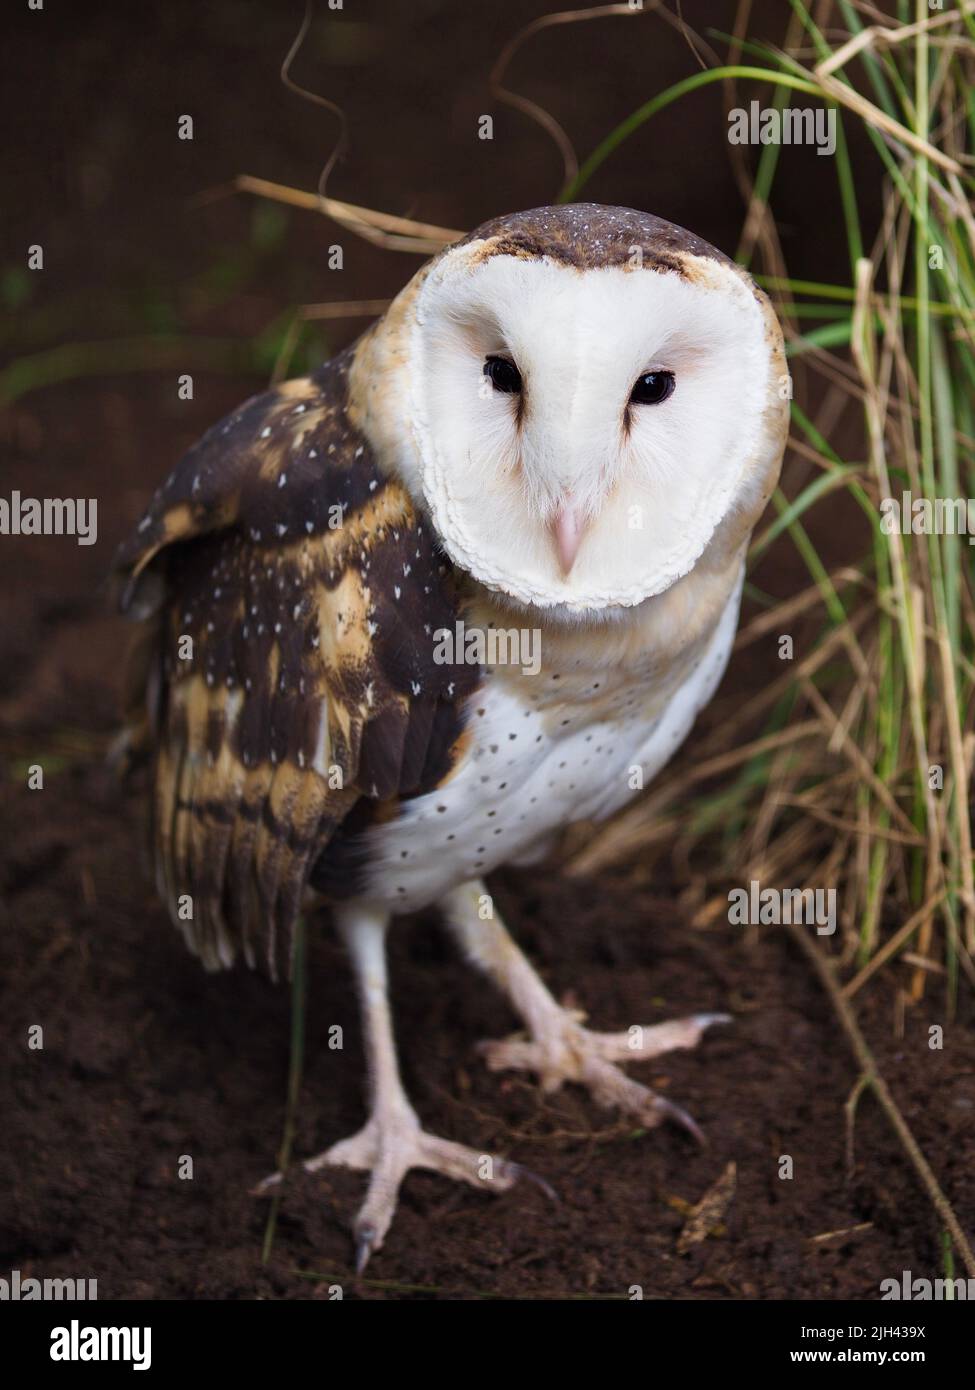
[117,204,789,1270]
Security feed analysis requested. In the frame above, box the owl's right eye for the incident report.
[484,356,522,393]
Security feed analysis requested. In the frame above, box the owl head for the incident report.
[353,204,789,619]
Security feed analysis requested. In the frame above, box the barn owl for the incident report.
[117,204,789,1270]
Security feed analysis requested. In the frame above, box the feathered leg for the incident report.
[260,902,529,1271]
[442,880,728,1143]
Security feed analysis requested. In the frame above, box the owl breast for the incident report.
[362,572,743,911]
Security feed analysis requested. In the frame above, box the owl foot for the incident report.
[478,1011,730,1144]
[257,1103,549,1272]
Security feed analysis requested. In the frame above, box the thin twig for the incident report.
[788,924,975,1278]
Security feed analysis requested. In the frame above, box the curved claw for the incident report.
[655,1095,707,1147]
[354,1222,378,1274]
[251,1169,284,1196]
[693,1012,733,1031]
[506,1160,560,1205]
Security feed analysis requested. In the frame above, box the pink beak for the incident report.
[551,498,586,576]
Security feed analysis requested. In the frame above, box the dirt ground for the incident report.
[2,0,972,1300]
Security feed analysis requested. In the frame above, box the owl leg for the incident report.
[442,880,728,1143]
[260,903,529,1272]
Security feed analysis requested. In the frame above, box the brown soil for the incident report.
[2,0,972,1301]
[4,759,975,1300]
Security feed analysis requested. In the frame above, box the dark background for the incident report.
[3,0,971,1301]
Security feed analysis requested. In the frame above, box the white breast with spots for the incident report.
[364,574,743,911]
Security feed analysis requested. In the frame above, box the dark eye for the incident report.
[630,370,675,405]
[484,355,522,394]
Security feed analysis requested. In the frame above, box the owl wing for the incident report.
[116,351,477,980]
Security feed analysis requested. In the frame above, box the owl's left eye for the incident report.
[630,370,675,405]
[484,355,522,394]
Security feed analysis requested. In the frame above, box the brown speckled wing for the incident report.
[116,349,478,980]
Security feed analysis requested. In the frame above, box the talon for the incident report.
[477,1008,722,1147]
[656,1096,707,1146]
[694,1012,732,1030]
[355,1222,378,1274]
[298,1113,525,1271]
[507,1160,559,1204]
[251,1170,283,1196]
